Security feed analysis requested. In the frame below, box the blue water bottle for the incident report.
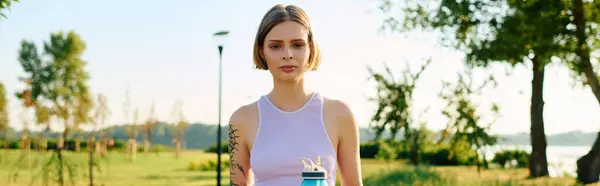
[300,156,328,186]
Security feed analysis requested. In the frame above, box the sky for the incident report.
[1,0,599,135]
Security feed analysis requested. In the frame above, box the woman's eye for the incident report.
[270,45,280,49]
[294,43,305,48]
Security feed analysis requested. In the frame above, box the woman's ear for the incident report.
[259,47,268,69]
[259,47,265,59]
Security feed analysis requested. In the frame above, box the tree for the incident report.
[169,100,187,159]
[73,84,94,153]
[0,0,18,19]
[34,103,50,152]
[143,101,157,156]
[92,93,110,157]
[376,0,570,177]
[368,60,431,140]
[17,30,91,186]
[15,79,33,152]
[374,140,397,171]
[368,59,431,164]
[126,108,139,162]
[88,93,109,186]
[439,69,500,175]
[0,82,9,152]
[560,0,600,183]
[122,88,138,162]
[405,121,432,165]
[15,79,51,152]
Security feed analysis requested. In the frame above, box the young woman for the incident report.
[228,4,363,186]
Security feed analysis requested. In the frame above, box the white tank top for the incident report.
[249,92,337,185]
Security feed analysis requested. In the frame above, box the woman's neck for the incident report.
[267,78,313,112]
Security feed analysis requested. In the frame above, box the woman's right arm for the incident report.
[229,107,252,186]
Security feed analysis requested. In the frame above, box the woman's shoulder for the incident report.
[229,101,259,130]
[322,96,356,126]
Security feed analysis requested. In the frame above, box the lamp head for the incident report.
[212,30,230,48]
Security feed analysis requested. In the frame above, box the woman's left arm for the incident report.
[334,101,363,186]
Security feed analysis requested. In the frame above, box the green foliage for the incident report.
[169,100,188,141]
[0,139,19,149]
[362,164,571,186]
[439,69,499,170]
[0,82,8,140]
[363,166,455,186]
[492,149,530,168]
[385,0,600,178]
[360,141,381,159]
[188,159,230,171]
[17,31,92,137]
[0,0,18,18]
[421,142,478,166]
[367,59,431,141]
[360,140,479,166]
[404,122,434,164]
[148,144,171,153]
[375,140,397,170]
[205,141,229,154]
[379,0,571,66]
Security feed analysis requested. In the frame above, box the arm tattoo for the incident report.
[229,124,247,185]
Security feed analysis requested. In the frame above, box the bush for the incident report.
[360,141,380,159]
[188,159,230,171]
[360,140,478,166]
[421,147,477,166]
[0,140,19,149]
[149,144,171,153]
[205,141,229,154]
[492,149,529,168]
[363,166,455,186]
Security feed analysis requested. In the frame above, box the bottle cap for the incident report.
[300,156,327,179]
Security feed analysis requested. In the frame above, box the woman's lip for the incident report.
[280,66,296,72]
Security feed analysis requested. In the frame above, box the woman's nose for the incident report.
[282,49,293,60]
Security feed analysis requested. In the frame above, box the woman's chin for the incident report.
[274,73,305,82]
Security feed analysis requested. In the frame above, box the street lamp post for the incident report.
[212,30,229,186]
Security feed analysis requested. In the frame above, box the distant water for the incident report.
[483,145,591,177]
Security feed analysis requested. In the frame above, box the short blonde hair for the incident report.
[252,4,321,71]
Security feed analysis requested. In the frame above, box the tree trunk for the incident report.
[144,139,150,156]
[57,132,66,186]
[409,131,419,164]
[476,150,481,176]
[126,138,137,162]
[572,0,600,184]
[58,135,64,150]
[95,141,100,154]
[577,135,600,184]
[529,56,549,178]
[88,137,94,186]
[175,139,181,159]
[132,140,137,160]
[4,134,8,151]
[75,138,81,152]
[103,138,109,156]
[20,135,26,151]
[39,135,47,152]
[482,149,489,169]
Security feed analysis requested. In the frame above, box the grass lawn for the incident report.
[0,150,583,186]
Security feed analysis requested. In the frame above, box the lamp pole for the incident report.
[213,30,229,186]
[216,44,223,186]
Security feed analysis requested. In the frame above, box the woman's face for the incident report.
[261,21,311,82]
